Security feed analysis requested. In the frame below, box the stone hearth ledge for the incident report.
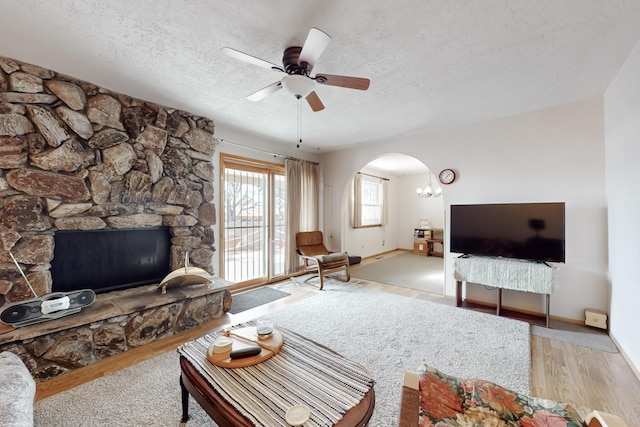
[0,279,233,345]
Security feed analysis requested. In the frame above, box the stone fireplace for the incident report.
[0,56,230,381]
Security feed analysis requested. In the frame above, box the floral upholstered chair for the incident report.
[399,365,628,427]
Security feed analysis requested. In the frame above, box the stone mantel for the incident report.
[0,280,232,382]
[0,279,233,345]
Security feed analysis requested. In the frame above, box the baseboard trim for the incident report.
[609,332,640,382]
[463,298,584,325]
[358,249,409,263]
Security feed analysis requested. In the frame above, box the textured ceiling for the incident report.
[2,1,640,156]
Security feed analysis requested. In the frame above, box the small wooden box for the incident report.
[585,309,607,329]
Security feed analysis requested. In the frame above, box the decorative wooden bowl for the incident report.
[207,326,284,368]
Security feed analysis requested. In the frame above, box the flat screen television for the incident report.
[450,202,565,263]
[50,227,171,294]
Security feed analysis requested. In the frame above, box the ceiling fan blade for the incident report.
[298,28,331,71]
[316,74,370,90]
[306,91,325,112]
[221,47,283,71]
[247,81,282,102]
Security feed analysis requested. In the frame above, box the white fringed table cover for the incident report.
[454,257,555,294]
[178,324,374,427]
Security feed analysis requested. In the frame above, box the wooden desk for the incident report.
[413,228,443,257]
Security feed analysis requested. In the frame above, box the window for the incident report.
[353,173,387,228]
[360,180,383,226]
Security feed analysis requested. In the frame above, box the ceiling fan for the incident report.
[222,28,370,112]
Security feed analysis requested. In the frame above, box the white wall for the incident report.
[396,173,445,249]
[604,39,640,372]
[320,98,607,322]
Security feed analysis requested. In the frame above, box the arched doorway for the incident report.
[339,154,446,295]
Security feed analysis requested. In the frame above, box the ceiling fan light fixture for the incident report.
[281,74,315,97]
[225,28,369,110]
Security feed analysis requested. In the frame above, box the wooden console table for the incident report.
[454,257,555,327]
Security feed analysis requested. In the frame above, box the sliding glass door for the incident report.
[221,154,285,286]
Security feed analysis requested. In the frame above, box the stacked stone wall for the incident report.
[0,55,216,307]
[0,56,224,381]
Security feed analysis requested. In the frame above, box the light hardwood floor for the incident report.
[36,258,640,425]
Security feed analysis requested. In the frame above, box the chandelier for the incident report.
[416,175,442,198]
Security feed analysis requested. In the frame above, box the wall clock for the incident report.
[438,169,456,184]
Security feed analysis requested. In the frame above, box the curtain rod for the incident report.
[358,172,390,181]
[216,138,319,165]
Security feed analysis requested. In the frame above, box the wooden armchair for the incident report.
[295,231,350,290]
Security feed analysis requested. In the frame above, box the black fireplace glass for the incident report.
[50,227,171,294]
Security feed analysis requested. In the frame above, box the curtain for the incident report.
[353,173,387,227]
[353,173,363,228]
[382,178,388,225]
[285,159,319,274]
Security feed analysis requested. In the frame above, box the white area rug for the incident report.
[274,280,530,426]
[34,280,530,427]
[35,350,209,427]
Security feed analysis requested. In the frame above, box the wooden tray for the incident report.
[207,327,284,368]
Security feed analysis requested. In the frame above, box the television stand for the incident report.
[454,257,556,327]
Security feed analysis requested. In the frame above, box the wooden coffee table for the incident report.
[180,357,374,426]
[179,331,375,427]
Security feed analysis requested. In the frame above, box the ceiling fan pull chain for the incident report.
[297,95,302,148]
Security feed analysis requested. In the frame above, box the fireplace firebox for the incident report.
[50,227,171,294]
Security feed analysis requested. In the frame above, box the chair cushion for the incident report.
[299,244,329,257]
[418,365,584,427]
[314,252,348,264]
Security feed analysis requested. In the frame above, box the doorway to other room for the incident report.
[343,154,446,295]
[221,154,286,287]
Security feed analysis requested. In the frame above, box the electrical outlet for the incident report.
[382,240,385,246]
